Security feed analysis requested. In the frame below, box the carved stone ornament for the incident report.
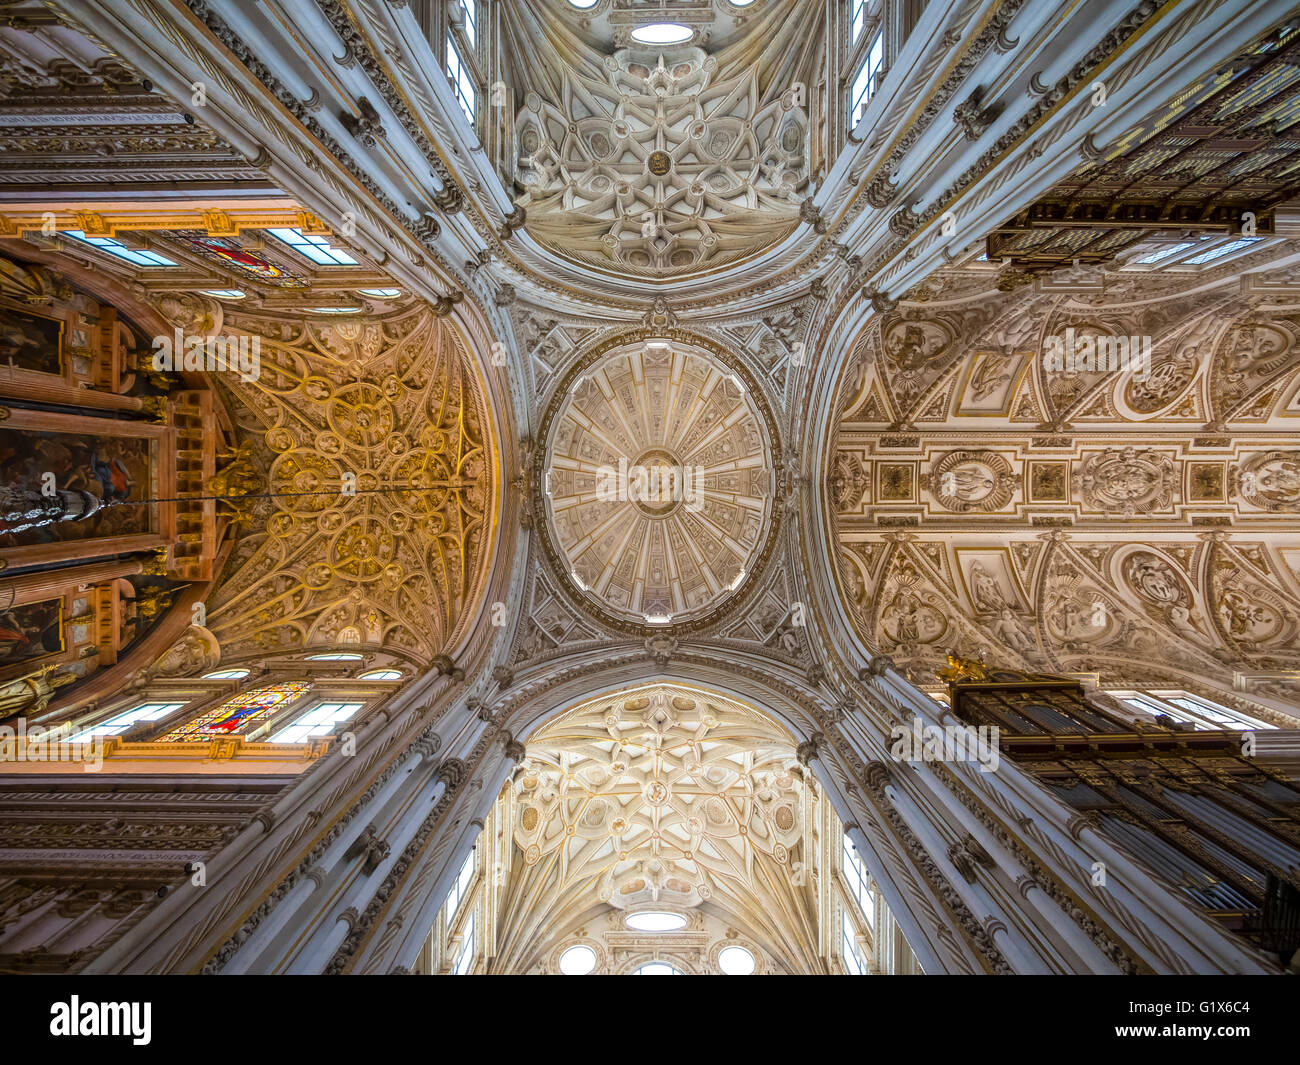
[1074,447,1178,517]
[924,450,1019,512]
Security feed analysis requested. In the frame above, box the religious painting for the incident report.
[0,428,153,547]
[156,681,312,742]
[162,230,310,288]
[0,599,64,669]
[0,305,64,376]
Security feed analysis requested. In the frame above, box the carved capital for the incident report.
[500,204,527,240]
[431,290,463,318]
[502,732,526,764]
[796,732,822,767]
[435,757,468,790]
[434,181,464,214]
[864,760,893,791]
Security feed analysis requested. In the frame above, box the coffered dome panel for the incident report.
[512,47,809,279]
[540,338,775,630]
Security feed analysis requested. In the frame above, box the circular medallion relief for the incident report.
[540,339,775,629]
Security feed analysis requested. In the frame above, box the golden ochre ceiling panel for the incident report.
[204,304,496,668]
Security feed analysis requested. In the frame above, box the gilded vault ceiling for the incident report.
[206,300,496,670]
[540,338,774,629]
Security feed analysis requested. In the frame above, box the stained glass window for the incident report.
[156,682,311,743]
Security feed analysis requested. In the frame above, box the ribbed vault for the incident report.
[490,683,826,973]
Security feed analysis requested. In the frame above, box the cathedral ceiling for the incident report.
[3,0,1300,979]
[832,241,1300,710]
[497,0,824,282]
[3,1,1296,717]
[493,683,823,973]
[0,16,267,195]
[510,47,809,278]
[0,206,498,678]
[525,1,780,54]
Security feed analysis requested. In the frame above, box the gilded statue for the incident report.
[133,584,188,622]
[206,444,263,527]
[937,652,994,684]
[0,664,76,720]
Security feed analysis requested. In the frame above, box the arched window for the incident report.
[718,946,755,975]
[559,945,597,975]
[624,911,687,932]
[203,669,250,680]
[358,669,403,681]
[633,962,680,975]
